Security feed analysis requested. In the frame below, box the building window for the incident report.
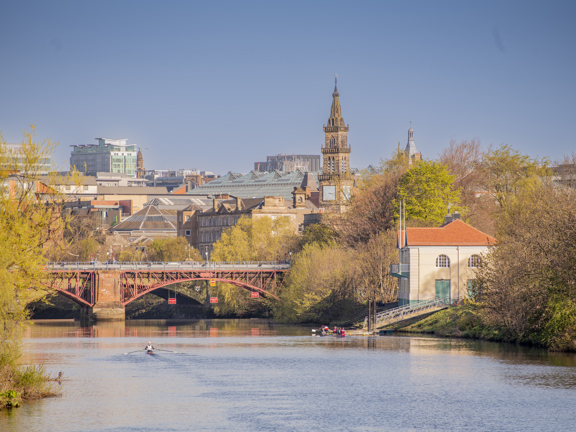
[436,255,450,268]
[468,255,482,268]
[185,230,191,236]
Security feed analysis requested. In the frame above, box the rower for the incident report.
[145,341,154,351]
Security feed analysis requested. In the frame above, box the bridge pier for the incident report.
[91,271,125,321]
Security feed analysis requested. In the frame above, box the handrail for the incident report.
[363,298,450,328]
[44,261,291,271]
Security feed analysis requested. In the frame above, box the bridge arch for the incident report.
[122,277,280,305]
[52,288,93,308]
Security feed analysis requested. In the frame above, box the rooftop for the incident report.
[403,219,496,246]
[188,169,320,200]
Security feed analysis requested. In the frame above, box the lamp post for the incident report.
[288,251,292,266]
[185,244,192,261]
[205,250,208,267]
[282,244,285,262]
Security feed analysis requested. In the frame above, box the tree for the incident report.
[480,144,550,208]
[439,139,484,209]
[298,223,337,250]
[211,216,298,262]
[354,231,398,303]
[327,171,399,246]
[474,180,576,351]
[439,139,497,234]
[397,160,462,224]
[209,216,298,316]
[274,243,357,323]
[147,237,201,262]
[1,126,68,406]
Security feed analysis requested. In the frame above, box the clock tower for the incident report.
[319,76,353,210]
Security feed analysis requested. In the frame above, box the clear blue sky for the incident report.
[1,0,575,174]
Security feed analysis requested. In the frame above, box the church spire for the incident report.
[328,74,346,128]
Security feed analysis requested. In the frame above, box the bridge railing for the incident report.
[363,297,451,328]
[45,261,291,271]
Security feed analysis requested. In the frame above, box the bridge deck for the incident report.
[46,261,291,271]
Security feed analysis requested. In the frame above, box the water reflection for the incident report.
[3,320,575,432]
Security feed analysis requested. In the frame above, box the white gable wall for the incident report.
[399,245,488,305]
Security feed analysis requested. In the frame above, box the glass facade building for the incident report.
[70,138,137,177]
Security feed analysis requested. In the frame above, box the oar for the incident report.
[155,348,179,354]
[123,349,144,355]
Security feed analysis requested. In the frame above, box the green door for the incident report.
[467,280,477,300]
[435,280,450,302]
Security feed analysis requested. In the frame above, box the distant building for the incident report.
[254,154,321,173]
[398,125,422,165]
[188,170,319,201]
[95,172,147,187]
[195,195,319,258]
[110,205,178,240]
[70,138,138,177]
[3,143,55,175]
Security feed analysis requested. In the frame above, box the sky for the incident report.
[1,0,575,174]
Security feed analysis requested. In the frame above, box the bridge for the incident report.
[44,261,290,321]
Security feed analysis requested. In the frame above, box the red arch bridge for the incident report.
[44,261,290,321]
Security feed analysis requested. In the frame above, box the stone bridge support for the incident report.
[91,271,125,321]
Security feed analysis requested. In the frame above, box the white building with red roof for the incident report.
[391,213,496,306]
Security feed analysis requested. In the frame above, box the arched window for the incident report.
[436,255,450,268]
[468,255,482,268]
[330,136,336,147]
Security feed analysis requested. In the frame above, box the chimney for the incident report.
[187,180,193,192]
[452,211,461,220]
[213,199,219,211]
[444,214,452,225]
[236,196,243,211]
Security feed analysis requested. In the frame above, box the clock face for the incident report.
[323,185,336,201]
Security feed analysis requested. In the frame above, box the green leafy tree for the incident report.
[274,243,357,323]
[147,237,201,262]
[481,144,550,208]
[211,216,297,262]
[299,223,337,249]
[210,216,298,316]
[397,160,462,224]
[1,126,67,407]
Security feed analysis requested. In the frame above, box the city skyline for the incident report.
[1,0,575,174]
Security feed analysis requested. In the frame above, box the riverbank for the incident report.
[0,362,61,410]
[395,304,576,352]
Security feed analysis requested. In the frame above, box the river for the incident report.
[2,319,576,432]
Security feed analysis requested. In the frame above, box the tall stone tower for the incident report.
[136,149,145,178]
[319,76,353,210]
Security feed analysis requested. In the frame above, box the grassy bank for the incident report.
[0,361,61,409]
[398,304,576,352]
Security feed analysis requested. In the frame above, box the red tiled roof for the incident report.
[401,220,496,246]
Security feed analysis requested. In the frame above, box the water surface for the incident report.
[2,319,576,432]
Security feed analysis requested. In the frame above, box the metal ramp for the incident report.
[363,298,449,329]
